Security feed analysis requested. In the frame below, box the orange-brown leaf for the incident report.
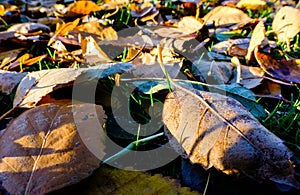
[0,103,105,194]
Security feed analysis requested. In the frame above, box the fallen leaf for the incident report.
[237,0,267,10]
[76,22,118,41]
[0,70,27,95]
[246,20,266,63]
[53,164,200,194]
[81,36,112,64]
[66,0,101,17]
[7,22,50,34]
[8,54,48,70]
[254,48,300,83]
[130,2,154,18]
[0,103,106,194]
[254,80,282,99]
[192,59,234,84]
[202,6,251,26]
[233,66,264,89]
[272,6,300,42]
[163,87,300,188]
[13,62,133,108]
[0,48,25,69]
[177,16,205,34]
[7,53,32,70]
[48,18,80,46]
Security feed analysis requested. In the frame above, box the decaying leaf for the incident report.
[53,164,200,194]
[0,70,27,94]
[272,6,300,42]
[202,6,251,26]
[13,62,133,108]
[254,48,300,83]
[0,103,106,194]
[163,87,300,188]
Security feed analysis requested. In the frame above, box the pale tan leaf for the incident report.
[163,88,300,188]
[81,36,112,64]
[0,103,106,195]
[202,6,251,26]
[272,6,300,42]
[245,20,266,62]
[7,22,50,34]
[13,68,82,108]
[237,0,267,10]
[13,63,134,108]
[177,16,205,34]
[0,70,27,94]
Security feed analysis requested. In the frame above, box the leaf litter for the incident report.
[1,0,300,194]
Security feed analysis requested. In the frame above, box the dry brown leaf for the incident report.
[272,6,300,42]
[245,20,266,62]
[0,70,27,95]
[0,103,105,194]
[48,18,80,46]
[202,6,251,26]
[163,88,300,188]
[254,48,300,83]
[66,0,101,17]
